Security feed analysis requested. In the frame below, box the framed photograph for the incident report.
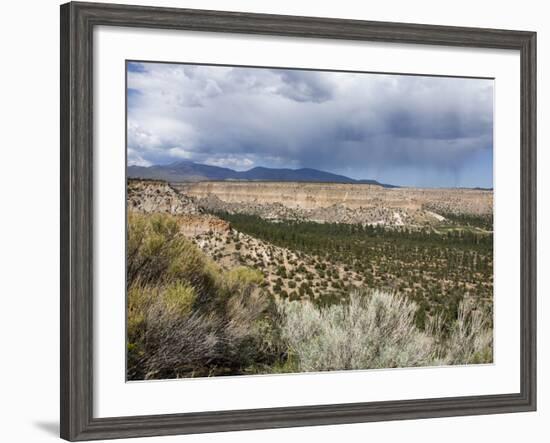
[60,2,536,441]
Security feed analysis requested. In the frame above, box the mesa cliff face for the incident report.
[128,179,493,229]
[173,181,492,212]
[173,182,391,210]
[172,181,493,225]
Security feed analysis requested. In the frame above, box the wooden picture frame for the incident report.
[60,2,536,440]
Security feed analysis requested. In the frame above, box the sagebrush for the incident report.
[277,291,492,373]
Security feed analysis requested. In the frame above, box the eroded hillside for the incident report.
[127,179,362,301]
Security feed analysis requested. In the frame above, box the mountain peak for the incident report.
[128,161,398,188]
[167,159,195,167]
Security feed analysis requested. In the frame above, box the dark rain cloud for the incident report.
[274,69,334,103]
[127,62,493,187]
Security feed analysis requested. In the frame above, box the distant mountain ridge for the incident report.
[128,160,399,188]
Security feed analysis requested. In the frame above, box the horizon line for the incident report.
[127,160,493,190]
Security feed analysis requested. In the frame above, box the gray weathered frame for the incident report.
[60,2,537,441]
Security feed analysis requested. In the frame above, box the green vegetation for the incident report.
[127,212,279,380]
[431,210,493,231]
[127,211,493,379]
[212,212,493,327]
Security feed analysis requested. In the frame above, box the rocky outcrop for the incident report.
[127,180,230,238]
[176,214,231,238]
[127,179,201,215]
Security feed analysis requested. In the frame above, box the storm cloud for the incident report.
[127,62,493,188]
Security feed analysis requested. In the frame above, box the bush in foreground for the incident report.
[127,212,276,380]
[277,290,492,373]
